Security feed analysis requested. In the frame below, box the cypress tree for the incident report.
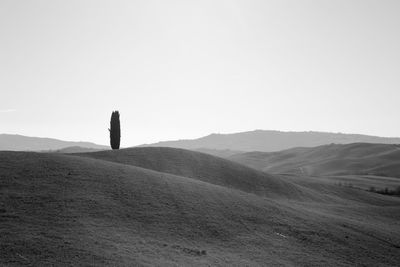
[109,111,121,150]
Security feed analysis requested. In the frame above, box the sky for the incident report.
[1,0,399,146]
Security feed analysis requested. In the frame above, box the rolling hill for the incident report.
[0,134,108,151]
[229,143,400,178]
[1,148,400,266]
[77,147,305,200]
[49,146,106,154]
[143,130,400,152]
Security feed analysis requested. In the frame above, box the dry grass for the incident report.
[229,143,400,178]
[1,149,400,266]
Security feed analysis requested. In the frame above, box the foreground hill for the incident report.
[229,143,400,179]
[142,130,400,152]
[1,150,400,266]
[0,134,108,151]
[77,147,305,200]
[77,147,398,204]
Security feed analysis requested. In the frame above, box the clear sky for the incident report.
[1,0,399,146]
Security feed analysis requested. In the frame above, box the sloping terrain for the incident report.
[50,146,106,154]
[229,143,400,178]
[142,130,400,152]
[194,148,244,158]
[77,147,398,204]
[1,150,400,266]
[77,147,307,200]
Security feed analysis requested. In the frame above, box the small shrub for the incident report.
[369,186,375,192]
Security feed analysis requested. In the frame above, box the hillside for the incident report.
[194,148,243,158]
[78,147,400,204]
[49,146,106,154]
[0,134,108,151]
[142,130,400,152]
[229,143,400,179]
[1,149,400,266]
[77,147,303,200]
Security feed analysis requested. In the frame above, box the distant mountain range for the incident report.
[0,134,108,151]
[144,130,400,152]
[2,130,400,153]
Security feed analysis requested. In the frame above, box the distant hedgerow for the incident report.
[368,186,400,196]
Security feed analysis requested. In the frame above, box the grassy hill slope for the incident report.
[77,147,398,205]
[77,147,307,200]
[1,151,400,266]
[229,143,400,178]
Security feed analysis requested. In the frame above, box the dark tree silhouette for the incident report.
[109,111,120,150]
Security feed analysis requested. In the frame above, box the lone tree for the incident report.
[109,111,121,150]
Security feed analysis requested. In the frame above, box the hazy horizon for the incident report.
[1,0,399,147]
[2,128,400,148]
